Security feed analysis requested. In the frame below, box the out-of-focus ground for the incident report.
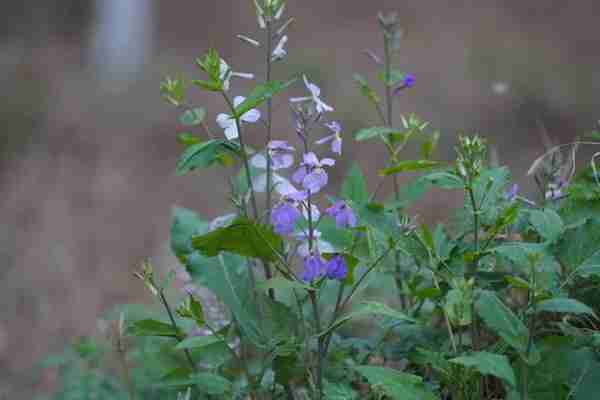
[2,0,600,397]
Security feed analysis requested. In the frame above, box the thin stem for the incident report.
[158,289,196,371]
[221,92,259,220]
[309,291,324,400]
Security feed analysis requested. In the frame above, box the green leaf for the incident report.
[233,78,297,118]
[354,366,437,400]
[127,319,181,338]
[377,68,411,87]
[191,217,283,262]
[341,164,369,205]
[450,351,516,387]
[381,160,439,176]
[535,298,597,318]
[353,73,381,104]
[175,140,240,176]
[257,277,313,293]
[554,218,600,278]
[175,335,224,350]
[160,373,232,395]
[355,126,397,141]
[489,242,548,267]
[320,301,414,337]
[529,209,563,242]
[324,382,358,399]
[188,295,205,325]
[421,170,464,189]
[422,131,440,159]
[177,132,202,146]
[170,207,209,260]
[476,290,540,364]
[179,107,206,126]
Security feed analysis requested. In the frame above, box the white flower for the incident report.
[219,59,254,91]
[272,35,288,61]
[290,75,334,114]
[216,96,261,140]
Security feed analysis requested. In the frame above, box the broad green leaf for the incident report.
[476,290,539,364]
[191,217,283,262]
[353,73,381,104]
[257,277,313,293]
[354,126,397,141]
[170,207,209,260]
[354,366,437,400]
[324,382,358,399]
[554,218,600,278]
[535,298,597,319]
[175,335,224,350]
[569,347,600,400]
[127,319,181,338]
[341,164,369,205]
[233,78,297,118]
[179,107,206,126]
[450,351,516,387]
[175,139,240,176]
[489,242,548,267]
[320,301,414,337]
[176,132,202,146]
[381,160,439,176]
[421,170,464,189]
[159,373,232,395]
[529,209,563,242]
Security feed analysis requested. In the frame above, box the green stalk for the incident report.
[158,289,197,372]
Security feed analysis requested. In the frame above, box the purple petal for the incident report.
[325,255,348,281]
[268,140,295,151]
[303,152,319,166]
[271,153,294,170]
[315,133,336,145]
[303,254,325,282]
[292,166,308,184]
[325,121,342,134]
[303,169,328,193]
[271,202,301,235]
[331,137,342,155]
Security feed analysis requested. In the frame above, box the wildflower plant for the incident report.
[40,3,600,400]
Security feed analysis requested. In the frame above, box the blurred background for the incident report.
[2,0,600,397]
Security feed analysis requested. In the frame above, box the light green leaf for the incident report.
[319,301,414,337]
[450,351,516,387]
[175,335,224,350]
[529,209,563,242]
[376,68,411,87]
[234,78,297,118]
[353,73,381,104]
[127,319,181,338]
[489,242,548,267]
[257,277,313,293]
[536,298,597,319]
[476,290,540,364]
[381,160,439,176]
[355,126,397,141]
[421,171,463,189]
[341,164,369,205]
[176,132,202,146]
[354,366,437,400]
[179,107,206,126]
[191,217,283,262]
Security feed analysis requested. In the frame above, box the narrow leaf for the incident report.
[380,160,439,176]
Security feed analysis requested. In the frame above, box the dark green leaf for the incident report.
[450,351,516,387]
[170,207,209,260]
[354,366,437,400]
[127,319,181,338]
[175,335,224,350]
[175,139,241,176]
[536,298,597,319]
[191,217,283,261]
[529,209,563,242]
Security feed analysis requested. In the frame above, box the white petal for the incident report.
[231,72,255,80]
[233,96,246,107]
[224,124,239,140]
[298,242,309,258]
[251,153,267,169]
[320,158,336,167]
[241,108,261,123]
[302,203,321,221]
[216,113,233,129]
[303,75,320,97]
[252,173,267,192]
[273,174,296,195]
[289,96,311,103]
[317,240,334,254]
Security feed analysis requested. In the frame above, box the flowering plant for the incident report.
[41,2,600,400]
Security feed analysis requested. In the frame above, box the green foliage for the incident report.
[175,139,241,176]
[233,78,297,118]
[354,366,437,400]
[450,351,516,388]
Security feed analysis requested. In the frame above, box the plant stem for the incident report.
[382,31,407,310]
[309,290,324,400]
[158,289,197,372]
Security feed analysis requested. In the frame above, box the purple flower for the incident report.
[325,255,348,281]
[290,75,334,114]
[303,253,326,282]
[251,140,295,171]
[505,183,519,202]
[326,200,357,228]
[392,73,416,96]
[545,178,567,201]
[271,200,301,235]
[316,121,343,155]
[292,152,335,194]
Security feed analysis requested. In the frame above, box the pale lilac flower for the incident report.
[505,184,519,202]
[303,253,326,282]
[271,35,288,61]
[316,121,343,155]
[252,172,296,196]
[325,255,348,281]
[545,179,567,200]
[209,213,237,231]
[271,200,301,236]
[290,75,334,114]
[326,200,357,228]
[216,96,261,140]
[297,229,334,258]
[251,141,297,195]
[219,59,254,91]
[292,152,335,193]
